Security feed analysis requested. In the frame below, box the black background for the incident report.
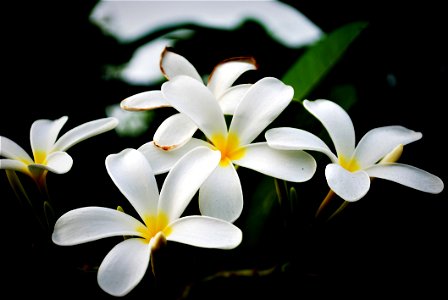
[2,1,446,298]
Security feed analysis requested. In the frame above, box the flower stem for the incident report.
[315,189,335,218]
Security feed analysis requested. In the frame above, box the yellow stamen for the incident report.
[211,132,246,167]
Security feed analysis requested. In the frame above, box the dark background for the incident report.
[2,1,446,298]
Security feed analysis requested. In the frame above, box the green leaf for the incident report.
[282,21,368,103]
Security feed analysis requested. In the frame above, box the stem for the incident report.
[327,201,350,221]
[315,189,335,218]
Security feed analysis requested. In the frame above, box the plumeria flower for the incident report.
[265,99,444,202]
[121,47,257,150]
[0,116,118,186]
[52,147,242,297]
[138,76,317,222]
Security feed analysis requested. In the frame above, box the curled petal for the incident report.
[120,90,170,111]
[353,126,422,169]
[98,238,151,297]
[160,47,202,82]
[218,84,252,115]
[30,116,68,155]
[229,77,293,145]
[159,146,220,222]
[207,57,257,98]
[28,151,73,174]
[52,207,146,246]
[265,127,338,163]
[153,113,198,150]
[106,149,159,220]
[138,138,210,174]
[325,163,370,202]
[168,216,242,249]
[365,163,444,194]
[161,75,227,141]
[233,142,316,182]
[0,136,33,163]
[199,164,243,223]
[0,159,29,174]
[303,99,355,159]
[53,117,118,152]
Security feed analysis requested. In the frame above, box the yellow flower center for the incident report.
[33,150,47,165]
[136,212,172,242]
[211,132,246,167]
[338,155,360,172]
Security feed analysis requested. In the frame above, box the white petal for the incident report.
[106,149,159,220]
[325,164,371,202]
[229,77,293,145]
[265,127,338,163]
[0,136,33,163]
[52,207,145,246]
[353,126,423,169]
[207,57,257,98]
[366,163,444,194]
[120,90,170,111]
[159,147,220,222]
[167,216,242,249]
[30,116,68,154]
[0,159,29,174]
[233,142,316,182]
[160,47,202,82]
[199,164,243,223]
[52,117,118,152]
[218,84,252,115]
[153,113,198,150]
[161,75,228,140]
[303,99,355,159]
[138,138,210,174]
[98,238,150,297]
[29,151,73,174]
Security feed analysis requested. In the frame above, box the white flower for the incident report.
[265,99,444,202]
[52,147,242,297]
[121,47,257,150]
[0,116,118,185]
[138,76,317,222]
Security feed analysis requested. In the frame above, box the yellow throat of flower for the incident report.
[211,132,246,167]
[338,155,360,172]
[137,212,172,242]
[33,150,47,165]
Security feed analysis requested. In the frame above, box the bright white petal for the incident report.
[28,151,73,174]
[366,163,444,194]
[199,164,243,223]
[160,47,202,82]
[159,147,220,222]
[0,159,29,173]
[120,90,170,111]
[52,117,118,152]
[98,238,150,297]
[265,127,338,163]
[233,142,316,182]
[229,77,293,145]
[30,116,68,155]
[106,149,159,220]
[161,75,227,140]
[207,57,257,98]
[218,84,251,115]
[138,138,210,174]
[353,126,423,169]
[167,216,242,249]
[153,113,198,150]
[303,99,355,159]
[325,164,371,202]
[0,136,33,163]
[52,207,145,246]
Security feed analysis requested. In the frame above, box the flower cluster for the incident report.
[1,47,444,297]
